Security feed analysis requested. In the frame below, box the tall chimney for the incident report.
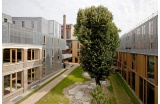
[63,15,66,39]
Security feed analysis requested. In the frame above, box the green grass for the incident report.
[36,66,89,104]
[109,73,140,104]
[16,69,68,104]
[106,79,117,104]
[107,84,113,93]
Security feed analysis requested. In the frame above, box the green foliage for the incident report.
[74,5,120,84]
[91,85,109,104]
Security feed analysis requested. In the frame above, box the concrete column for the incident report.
[23,49,28,68]
[23,70,28,92]
[39,49,42,81]
[63,15,66,39]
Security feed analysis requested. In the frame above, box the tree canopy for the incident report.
[74,5,120,85]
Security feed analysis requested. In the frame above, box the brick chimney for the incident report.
[63,15,66,39]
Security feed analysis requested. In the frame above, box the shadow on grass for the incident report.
[36,66,90,104]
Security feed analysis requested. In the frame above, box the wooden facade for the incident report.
[116,52,158,104]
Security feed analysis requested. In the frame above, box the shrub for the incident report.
[90,85,109,104]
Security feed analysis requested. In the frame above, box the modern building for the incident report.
[61,15,80,63]
[116,12,158,104]
[2,13,67,103]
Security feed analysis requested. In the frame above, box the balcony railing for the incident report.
[62,54,72,59]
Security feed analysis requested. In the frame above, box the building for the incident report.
[116,12,158,104]
[2,13,67,103]
[61,15,80,63]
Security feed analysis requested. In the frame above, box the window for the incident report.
[43,36,46,45]
[43,65,46,76]
[52,50,54,57]
[139,76,143,102]
[4,72,22,96]
[22,21,25,27]
[149,21,153,35]
[27,49,39,60]
[13,21,15,24]
[147,56,154,83]
[147,82,154,104]
[31,21,34,28]
[66,30,70,39]
[3,49,23,63]
[43,50,46,62]
[131,72,135,91]
[52,38,54,46]
[132,54,136,70]
[4,18,7,22]
[28,68,39,84]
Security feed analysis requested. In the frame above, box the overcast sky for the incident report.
[2,0,157,37]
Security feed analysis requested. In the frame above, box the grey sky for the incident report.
[2,0,157,37]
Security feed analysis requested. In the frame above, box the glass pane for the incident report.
[28,69,31,84]
[12,73,16,79]
[32,49,34,60]
[32,73,35,82]
[139,77,143,102]
[12,80,16,92]
[17,72,22,89]
[17,49,22,62]
[35,67,39,80]
[147,82,154,104]
[4,75,10,95]
[12,50,16,63]
[28,49,31,60]
[132,72,135,91]
[35,49,39,59]
[147,56,154,83]
[3,49,10,63]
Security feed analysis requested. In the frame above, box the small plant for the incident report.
[90,85,109,104]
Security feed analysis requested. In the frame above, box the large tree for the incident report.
[74,5,120,86]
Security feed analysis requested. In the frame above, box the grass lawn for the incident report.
[36,66,89,104]
[109,73,140,104]
[16,69,67,104]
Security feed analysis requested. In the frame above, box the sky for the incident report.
[2,0,158,37]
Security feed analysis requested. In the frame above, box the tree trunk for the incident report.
[95,77,101,87]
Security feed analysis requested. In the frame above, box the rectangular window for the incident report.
[27,49,39,60]
[139,76,143,102]
[43,65,46,76]
[4,72,22,96]
[28,68,39,84]
[13,21,15,24]
[52,50,54,57]
[131,72,135,91]
[43,50,46,58]
[52,38,54,46]
[149,21,153,35]
[31,21,34,28]
[3,49,23,63]
[67,30,70,39]
[27,49,31,60]
[147,56,154,83]
[22,21,25,27]
[3,49,10,63]
[43,36,46,45]
[4,18,7,22]
[147,82,154,104]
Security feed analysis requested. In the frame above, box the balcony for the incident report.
[62,54,72,59]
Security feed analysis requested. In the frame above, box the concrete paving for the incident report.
[20,64,79,104]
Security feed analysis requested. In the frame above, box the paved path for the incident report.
[20,63,79,104]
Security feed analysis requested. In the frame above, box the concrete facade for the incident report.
[2,13,66,103]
